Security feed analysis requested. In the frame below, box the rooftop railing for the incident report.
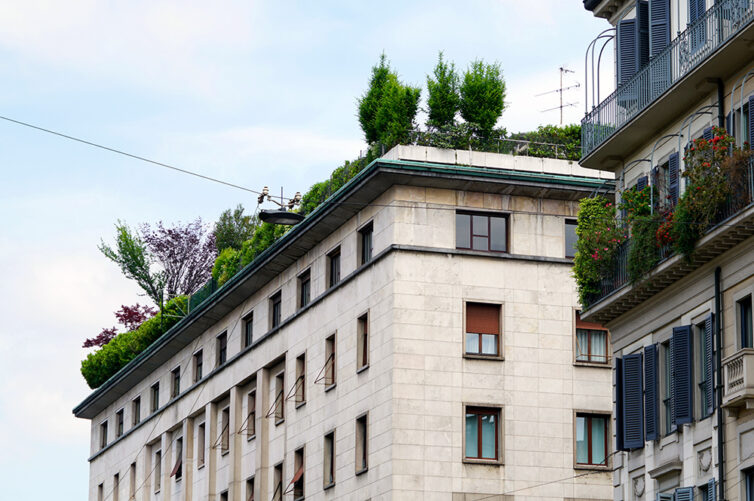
[581,0,754,159]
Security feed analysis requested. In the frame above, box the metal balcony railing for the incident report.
[723,348,754,408]
[581,0,754,159]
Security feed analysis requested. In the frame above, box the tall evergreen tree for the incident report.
[358,54,392,144]
[459,60,506,137]
[426,52,459,128]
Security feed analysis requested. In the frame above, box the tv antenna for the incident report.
[536,66,580,125]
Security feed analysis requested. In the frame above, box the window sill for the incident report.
[574,463,610,471]
[295,401,306,409]
[323,482,336,491]
[355,466,368,476]
[221,450,230,457]
[325,383,337,392]
[275,418,285,426]
[197,464,205,470]
[356,364,369,374]
[462,458,503,466]
[247,434,256,441]
[463,353,504,362]
[573,361,610,369]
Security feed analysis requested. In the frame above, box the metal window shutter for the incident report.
[748,95,754,148]
[705,313,715,415]
[650,0,671,57]
[672,326,694,425]
[675,486,694,501]
[623,353,645,448]
[637,176,649,191]
[703,127,713,141]
[656,493,674,501]
[615,357,626,451]
[645,344,659,440]
[466,303,500,334]
[668,152,680,207]
[708,478,716,501]
[637,1,650,68]
[618,19,638,85]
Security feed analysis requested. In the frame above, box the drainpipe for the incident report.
[718,79,725,129]
[715,266,725,501]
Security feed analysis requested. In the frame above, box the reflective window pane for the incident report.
[472,236,488,251]
[481,334,497,355]
[591,330,607,363]
[472,215,489,236]
[490,217,507,251]
[480,414,496,459]
[466,333,480,354]
[456,214,471,248]
[591,416,606,465]
[576,329,589,361]
[565,220,578,258]
[465,414,478,458]
[576,416,588,463]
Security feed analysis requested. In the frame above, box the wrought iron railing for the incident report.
[581,0,754,159]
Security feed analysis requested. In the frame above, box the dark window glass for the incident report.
[360,225,373,265]
[299,271,311,309]
[741,296,753,348]
[456,212,508,252]
[328,249,341,288]
[271,292,282,328]
[193,351,203,382]
[575,414,608,466]
[151,383,160,412]
[100,421,108,449]
[132,397,141,426]
[489,216,507,251]
[217,332,227,367]
[464,407,499,460]
[244,313,253,348]
[456,214,471,248]
[565,219,578,258]
[171,368,180,398]
[116,410,124,437]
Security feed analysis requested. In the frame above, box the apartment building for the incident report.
[579,1,754,501]
[74,145,615,501]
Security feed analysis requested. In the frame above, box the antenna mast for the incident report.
[536,66,580,125]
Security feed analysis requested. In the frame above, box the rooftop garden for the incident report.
[81,53,582,389]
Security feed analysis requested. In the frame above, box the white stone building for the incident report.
[74,145,615,501]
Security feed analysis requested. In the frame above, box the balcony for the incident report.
[581,0,754,169]
[723,349,754,410]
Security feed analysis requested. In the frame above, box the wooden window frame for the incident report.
[573,310,610,367]
[462,404,503,464]
[455,211,509,253]
[573,410,611,470]
[463,301,503,360]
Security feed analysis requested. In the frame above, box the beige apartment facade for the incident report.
[74,145,615,501]
[579,1,754,501]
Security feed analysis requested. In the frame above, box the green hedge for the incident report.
[81,296,188,389]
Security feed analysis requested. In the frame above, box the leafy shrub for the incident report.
[459,60,506,137]
[213,247,242,286]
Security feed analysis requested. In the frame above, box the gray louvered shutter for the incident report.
[616,357,626,451]
[748,95,754,148]
[672,326,694,424]
[705,313,715,415]
[619,19,639,85]
[650,0,671,57]
[668,152,680,206]
[637,1,650,68]
[703,127,713,141]
[645,344,659,440]
[623,353,645,448]
[657,494,674,501]
[637,176,649,191]
[708,478,716,501]
[675,486,694,501]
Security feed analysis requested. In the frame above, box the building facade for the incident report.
[580,1,754,501]
[74,145,614,501]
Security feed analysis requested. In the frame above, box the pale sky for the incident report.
[0,2,613,498]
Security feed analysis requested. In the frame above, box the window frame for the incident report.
[573,310,610,367]
[455,210,509,253]
[171,366,181,399]
[355,412,369,475]
[154,448,162,493]
[274,371,285,424]
[323,430,336,489]
[739,294,753,349]
[247,390,256,439]
[660,340,677,436]
[196,421,205,468]
[220,406,230,455]
[270,291,282,330]
[325,333,337,389]
[298,269,311,310]
[216,331,228,367]
[115,409,124,438]
[463,301,503,360]
[327,246,341,288]
[357,312,370,372]
[100,420,108,449]
[359,221,374,266]
[150,382,160,413]
[295,353,306,407]
[193,350,203,383]
[565,218,578,259]
[132,396,141,426]
[462,404,503,465]
[293,446,305,500]
[173,436,183,481]
[243,311,254,349]
[573,410,611,470]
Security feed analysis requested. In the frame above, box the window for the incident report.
[575,312,608,364]
[151,382,160,413]
[697,322,711,419]
[243,312,254,348]
[575,413,608,467]
[355,414,368,474]
[360,223,373,265]
[456,212,508,252]
[216,332,227,367]
[323,431,335,488]
[247,391,256,438]
[197,422,205,467]
[193,350,203,383]
[465,302,501,357]
[464,407,500,462]
[221,407,230,454]
[295,354,306,406]
[220,491,228,501]
[565,219,577,258]
[293,447,305,500]
[132,397,141,426]
[246,477,255,501]
[171,437,183,481]
[116,409,124,437]
[98,483,103,501]
[271,291,282,329]
[273,463,283,501]
[740,295,753,348]
[275,372,285,423]
[171,367,180,398]
[747,468,754,501]
[661,341,676,435]
[325,334,336,387]
[100,421,108,449]
[357,313,369,371]
[129,462,136,498]
[328,247,341,288]
[154,449,162,493]
[113,473,119,501]
[298,270,311,309]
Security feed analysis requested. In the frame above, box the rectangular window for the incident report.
[464,407,500,461]
[298,270,311,309]
[113,473,119,501]
[154,449,162,493]
[273,463,283,501]
[115,409,124,437]
[328,247,341,288]
[740,295,753,348]
[193,350,203,383]
[220,491,228,501]
[172,437,183,481]
[661,341,675,435]
[171,367,180,398]
[360,223,373,265]
[216,332,227,367]
[323,431,335,488]
[151,382,160,413]
[98,483,103,501]
[465,302,501,357]
[243,312,254,348]
[697,322,711,419]
[456,212,508,252]
[132,397,141,426]
[357,313,369,371]
[325,334,336,387]
[100,421,108,449]
[575,312,608,364]
[247,391,256,438]
[271,291,282,329]
[246,477,255,501]
[275,372,285,423]
[129,462,136,498]
[355,414,368,473]
[575,413,608,467]
[293,447,305,500]
[197,422,205,467]
[221,407,230,454]
[565,219,578,258]
[295,354,306,406]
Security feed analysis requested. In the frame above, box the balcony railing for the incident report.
[723,348,754,409]
[581,0,754,159]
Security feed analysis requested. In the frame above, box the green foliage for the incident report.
[426,52,460,128]
[573,196,626,306]
[358,54,393,144]
[213,247,242,286]
[459,60,506,137]
[214,204,259,253]
[618,185,660,283]
[80,296,188,389]
[509,124,582,161]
